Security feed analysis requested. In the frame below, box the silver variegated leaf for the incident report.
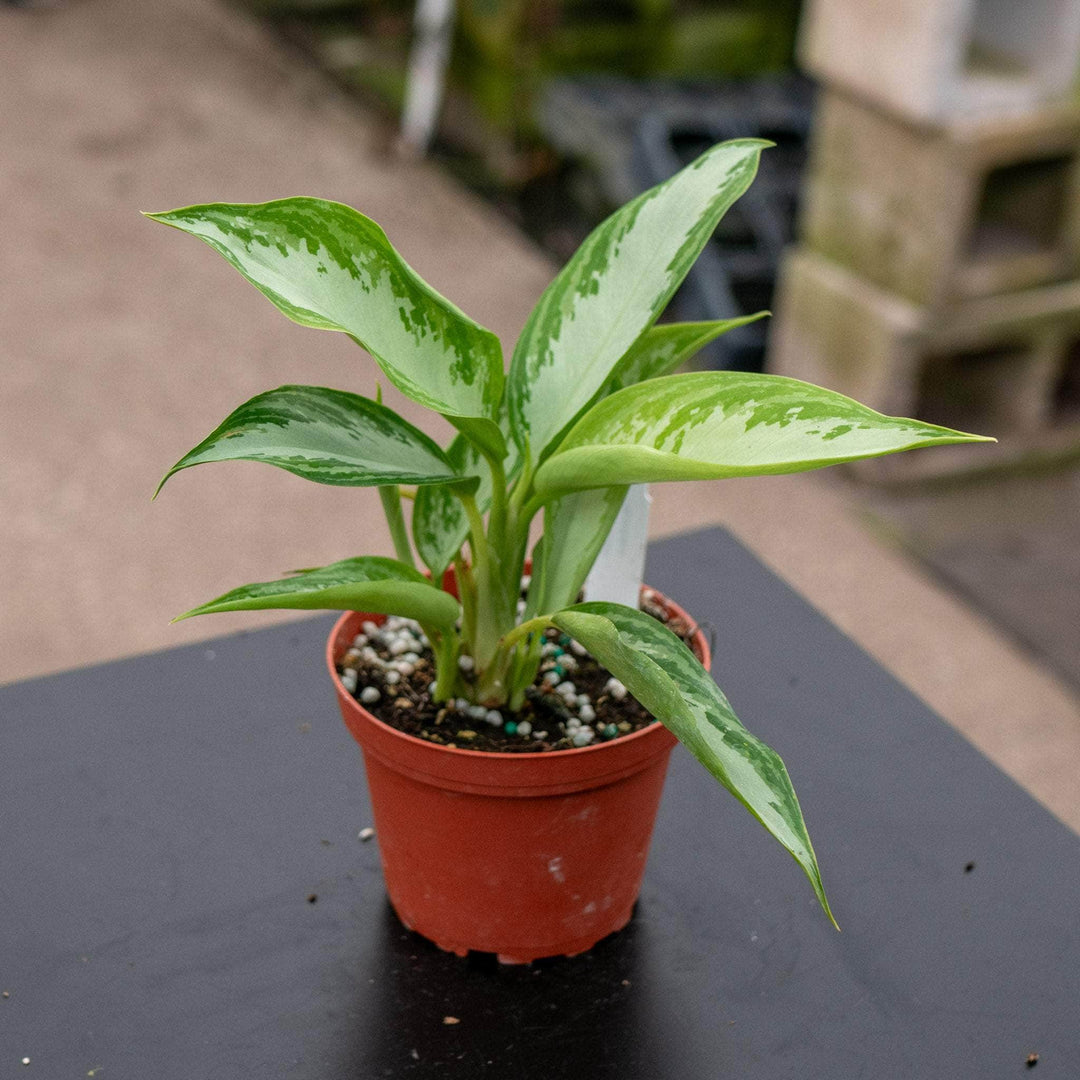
[552,601,837,928]
[156,385,476,495]
[604,314,769,395]
[508,139,767,459]
[174,555,461,628]
[146,199,505,450]
[525,486,628,618]
[534,371,994,495]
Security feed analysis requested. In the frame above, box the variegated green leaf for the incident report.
[156,385,476,495]
[552,601,836,928]
[534,371,994,495]
[145,199,505,448]
[508,139,767,459]
[174,556,460,627]
[525,486,628,617]
[413,434,475,577]
[604,314,769,395]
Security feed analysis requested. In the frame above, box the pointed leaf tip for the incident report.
[509,138,767,458]
[604,313,772,396]
[535,371,996,495]
[145,197,503,427]
[154,385,474,496]
[550,601,836,926]
[173,556,461,627]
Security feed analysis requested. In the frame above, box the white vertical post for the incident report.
[398,0,456,157]
[583,484,651,608]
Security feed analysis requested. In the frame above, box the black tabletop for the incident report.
[2,528,1077,1078]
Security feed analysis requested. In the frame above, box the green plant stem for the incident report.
[489,459,549,703]
[507,448,533,521]
[378,485,416,568]
[518,492,546,529]
[505,646,530,712]
[502,486,545,619]
[504,627,546,711]
[456,490,510,676]
[481,449,508,557]
[458,492,490,581]
[455,555,477,650]
[499,615,552,653]
[504,456,537,575]
[431,627,460,701]
[492,615,552,710]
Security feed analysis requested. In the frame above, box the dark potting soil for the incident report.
[337,594,695,754]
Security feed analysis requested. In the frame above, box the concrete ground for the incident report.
[2,0,1078,831]
[862,464,1080,693]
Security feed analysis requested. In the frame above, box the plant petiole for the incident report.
[378,485,416,569]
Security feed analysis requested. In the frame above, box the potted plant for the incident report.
[149,138,991,962]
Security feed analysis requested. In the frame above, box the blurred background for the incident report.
[2,0,1077,825]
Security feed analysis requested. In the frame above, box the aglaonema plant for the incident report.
[149,139,992,927]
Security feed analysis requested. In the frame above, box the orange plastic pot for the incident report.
[327,586,709,964]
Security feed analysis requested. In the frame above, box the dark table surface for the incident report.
[3,528,1078,1079]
